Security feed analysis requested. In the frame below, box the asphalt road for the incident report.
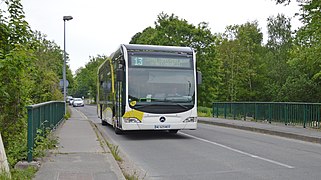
[77,105,321,180]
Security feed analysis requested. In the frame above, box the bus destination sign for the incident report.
[130,56,191,68]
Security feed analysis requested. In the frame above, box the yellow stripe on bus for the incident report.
[123,109,144,121]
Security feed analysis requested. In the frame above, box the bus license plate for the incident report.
[154,125,170,129]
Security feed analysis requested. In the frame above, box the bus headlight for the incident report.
[183,117,197,123]
[124,118,141,123]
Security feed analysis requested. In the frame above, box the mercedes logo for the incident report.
[159,116,166,122]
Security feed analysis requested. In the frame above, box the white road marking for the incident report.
[73,108,88,119]
[180,132,294,169]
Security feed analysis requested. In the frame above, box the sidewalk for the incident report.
[199,117,321,144]
[34,108,125,180]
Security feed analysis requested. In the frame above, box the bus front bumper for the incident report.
[120,122,197,131]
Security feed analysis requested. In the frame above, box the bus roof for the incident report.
[122,44,194,54]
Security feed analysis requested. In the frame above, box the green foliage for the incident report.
[217,22,265,101]
[0,0,67,169]
[106,142,122,162]
[65,106,71,119]
[129,10,321,104]
[264,14,293,101]
[5,0,32,48]
[273,0,321,102]
[198,106,213,117]
[5,129,27,167]
[71,55,106,100]
[30,31,65,103]
[33,127,58,158]
[6,167,37,180]
[0,1,320,173]
[130,13,222,106]
[0,45,32,167]
[123,172,140,180]
[278,74,319,102]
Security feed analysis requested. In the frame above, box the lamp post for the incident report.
[63,16,73,114]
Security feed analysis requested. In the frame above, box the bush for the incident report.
[0,166,37,180]
[33,128,58,158]
[198,106,212,117]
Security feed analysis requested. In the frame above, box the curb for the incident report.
[95,124,149,180]
[199,120,321,144]
[89,121,126,180]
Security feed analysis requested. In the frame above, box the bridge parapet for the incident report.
[26,101,65,162]
[213,102,321,129]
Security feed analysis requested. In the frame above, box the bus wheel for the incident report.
[113,120,123,134]
[101,120,108,126]
[169,130,178,134]
[114,126,123,135]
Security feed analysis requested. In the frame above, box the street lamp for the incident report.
[63,15,73,114]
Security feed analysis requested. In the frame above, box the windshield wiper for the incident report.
[132,100,190,110]
[150,99,190,109]
[128,95,139,101]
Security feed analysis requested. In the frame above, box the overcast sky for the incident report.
[21,0,301,74]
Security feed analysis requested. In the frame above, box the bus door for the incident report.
[115,67,125,128]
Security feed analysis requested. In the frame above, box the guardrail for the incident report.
[213,102,321,129]
[26,101,65,162]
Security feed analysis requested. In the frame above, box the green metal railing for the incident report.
[213,102,321,129]
[26,101,65,162]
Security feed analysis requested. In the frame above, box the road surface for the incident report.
[76,105,321,180]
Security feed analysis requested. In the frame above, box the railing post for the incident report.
[232,103,236,120]
[303,104,307,128]
[317,105,320,128]
[212,103,214,117]
[27,106,34,162]
[224,103,227,119]
[268,103,272,123]
[216,104,219,118]
[243,103,246,121]
[254,102,258,121]
[285,103,288,125]
[50,103,53,128]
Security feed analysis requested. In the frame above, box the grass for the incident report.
[198,106,212,117]
[33,128,59,158]
[107,143,122,162]
[123,171,140,180]
[0,167,37,180]
[64,106,71,120]
[90,122,122,162]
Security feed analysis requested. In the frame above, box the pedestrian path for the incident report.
[199,117,321,144]
[34,108,125,180]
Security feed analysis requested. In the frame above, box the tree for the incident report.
[0,0,72,166]
[72,55,106,101]
[217,22,265,101]
[264,14,293,101]
[30,31,65,102]
[0,0,33,166]
[130,12,222,106]
[274,0,321,102]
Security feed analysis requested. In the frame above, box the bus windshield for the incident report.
[128,67,195,113]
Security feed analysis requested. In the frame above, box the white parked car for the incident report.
[72,98,84,107]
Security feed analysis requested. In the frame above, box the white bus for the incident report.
[97,44,201,134]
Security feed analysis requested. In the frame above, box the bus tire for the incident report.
[101,119,108,126]
[169,130,178,134]
[114,126,123,135]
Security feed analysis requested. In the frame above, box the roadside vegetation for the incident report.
[0,0,71,178]
[0,0,320,178]
[198,107,213,117]
[74,1,321,106]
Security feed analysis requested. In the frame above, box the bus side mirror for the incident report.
[116,69,124,82]
[197,71,202,85]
